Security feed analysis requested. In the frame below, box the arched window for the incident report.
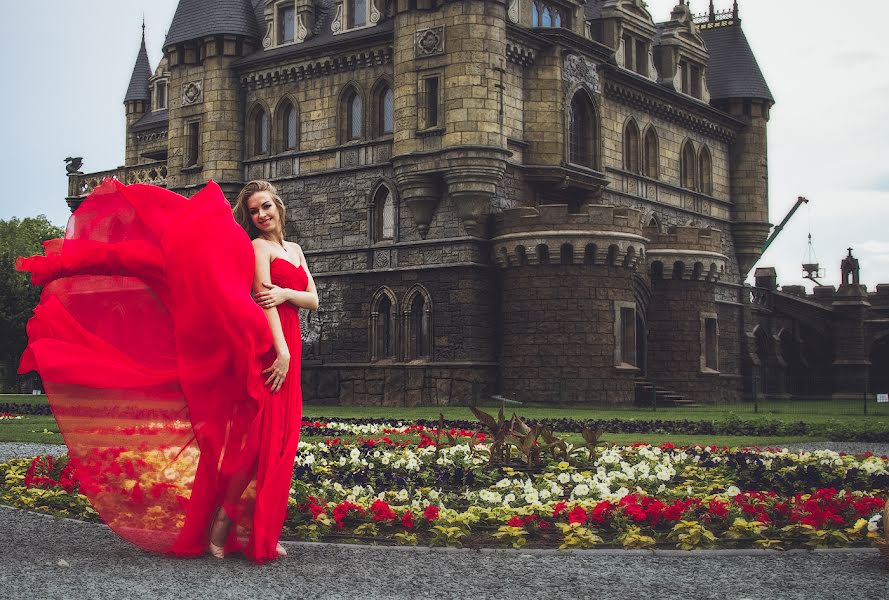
[698,146,712,195]
[370,288,398,361]
[542,7,552,27]
[341,87,365,142]
[373,82,394,137]
[643,127,659,179]
[531,2,540,26]
[280,100,299,151]
[252,107,270,156]
[623,119,641,173]
[680,140,696,190]
[568,91,596,168]
[371,184,396,243]
[403,286,433,361]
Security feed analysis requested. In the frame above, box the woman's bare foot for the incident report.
[208,508,231,559]
[276,543,287,557]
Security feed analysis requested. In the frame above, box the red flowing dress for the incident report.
[16,179,305,564]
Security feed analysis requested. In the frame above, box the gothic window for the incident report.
[278,3,296,44]
[532,2,539,26]
[542,7,552,27]
[701,314,719,371]
[698,145,712,195]
[347,0,368,29]
[680,140,696,190]
[340,86,365,142]
[252,107,270,156]
[284,102,298,150]
[371,184,396,244]
[568,91,597,169]
[531,2,563,28]
[403,286,433,361]
[623,119,641,174]
[370,288,398,361]
[185,120,200,167]
[372,81,394,137]
[419,75,441,130]
[643,127,659,179]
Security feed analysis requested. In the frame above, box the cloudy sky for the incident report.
[1,0,887,289]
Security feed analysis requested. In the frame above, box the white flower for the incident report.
[539,489,551,500]
[524,491,539,504]
[725,486,741,497]
[350,448,361,460]
[503,493,516,505]
[496,478,511,488]
[868,514,882,533]
[557,473,571,484]
[573,484,590,497]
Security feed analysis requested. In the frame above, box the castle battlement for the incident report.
[644,225,723,254]
[493,204,644,236]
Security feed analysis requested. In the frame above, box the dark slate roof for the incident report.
[700,25,773,103]
[584,0,605,20]
[164,0,261,47]
[124,35,152,102]
[131,110,169,132]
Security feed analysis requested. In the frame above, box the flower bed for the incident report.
[0,419,886,550]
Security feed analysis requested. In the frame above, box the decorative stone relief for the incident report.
[507,0,520,24]
[341,148,360,167]
[562,55,601,94]
[300,307,323,345]
[263,22,274,48]
[370,0,381,25]
[331,3,343,33]
[373,249,392,269]
[415,27,445,58]
[296,14,309,42]
[181,80,203,106]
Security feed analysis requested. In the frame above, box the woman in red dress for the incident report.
[16,178,316,564]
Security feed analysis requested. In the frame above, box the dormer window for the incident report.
[620,33,650,77]
[278,3,295,44]
[679,58,703,99]
[334,0,380,34]
[347,0,366,29]
[154,80,168,111]
[531,2,564,28]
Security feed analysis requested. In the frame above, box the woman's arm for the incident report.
[254,244,320,311]
[252,239,290,392]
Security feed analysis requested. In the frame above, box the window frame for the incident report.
[700,313,719,372]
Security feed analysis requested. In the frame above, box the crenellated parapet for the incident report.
[491,204,647,269]
[645,224,727,281]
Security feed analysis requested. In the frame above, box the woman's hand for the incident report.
[261,352,290,392]
[255,283,290,309]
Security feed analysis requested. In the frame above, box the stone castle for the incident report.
[65,0,887,405]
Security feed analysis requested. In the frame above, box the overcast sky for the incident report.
[1,0,887,289]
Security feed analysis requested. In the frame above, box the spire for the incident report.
[124,22,153,103]
[164,0,261,49]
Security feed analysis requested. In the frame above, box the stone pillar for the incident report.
[831,251,871,399]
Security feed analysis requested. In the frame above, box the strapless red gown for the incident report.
[16,179,305,564]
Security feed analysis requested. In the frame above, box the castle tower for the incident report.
[492,204,647,405]
[645,225,734,402]
[162,0,262,196]
[124,23,153,166]
[699,7,774,277]
[391,0,512,238]
[831,249,871,399]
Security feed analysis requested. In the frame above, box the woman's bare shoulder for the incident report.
[252,238,272,254]
[286,240,303,254]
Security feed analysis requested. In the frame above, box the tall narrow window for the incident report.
[690,64,702,99]
[411,294,429,360]
[254,108,270,155]
[568,92,596,168]
[155,80,167,111]
[619,306,637,366]
[635,39,647,76]
[373,185,395,243]
[348,91,363,140]
[643,127,659,179]
[348,0,367,29]
[380,296,393,359]
[698,146,712,195]
[622,35,633,70]
[284,103,298,150]
[422,77,440,129]
[623,120,640,173]
[554,10,561,27]
[680,141,696,190]
[702,315,718,371]
[186,121,200,167]
[679,60,690,94]
[542,7,552,27]
[531,2,539,26]
[279,5,295,44]
[380,86,394,135]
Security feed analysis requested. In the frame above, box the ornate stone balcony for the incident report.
[66,161,168,211]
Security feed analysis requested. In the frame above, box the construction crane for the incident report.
[761,196,809,254]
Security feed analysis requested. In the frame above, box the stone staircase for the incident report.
[634,378,702,408]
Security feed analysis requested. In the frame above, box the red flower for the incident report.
[567,506,588,524]
[508,516,525,527]
[370,499,397,522]
[537,519,551,530]
[424,505,440,521]
[402,511,415,529]
[708,500,729,519]
[553,501,568,516]
[590,500,613,524]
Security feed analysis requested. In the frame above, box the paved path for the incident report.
[0,507,885,600]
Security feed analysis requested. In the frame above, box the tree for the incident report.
[0,216,65,392]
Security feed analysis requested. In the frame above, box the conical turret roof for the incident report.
[124,27,153,103]
[164,0,261,48]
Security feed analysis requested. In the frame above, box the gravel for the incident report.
[0,442,66,463]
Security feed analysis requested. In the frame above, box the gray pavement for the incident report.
[0,507,886,600]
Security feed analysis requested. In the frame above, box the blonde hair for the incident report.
[233,180,286,240]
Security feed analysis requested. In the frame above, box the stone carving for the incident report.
[300,307,323,345]
[374,249,391,269]
[507,0,520,24]
[64,157,83,175]
[331,4,343,33]
[342,148,360,167]
[296,14,309,42]
[181,80,203,106]
[263,22,274,48]
[563,54,601,93]
[370,0,381,25]
[415,27,445,58]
